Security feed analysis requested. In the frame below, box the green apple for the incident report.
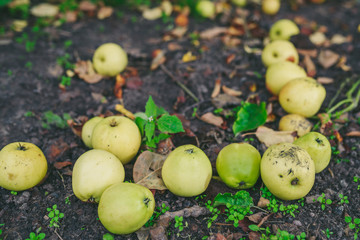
[91,116,141,165]
[81,116,103,148]
[279,114,312,137]
[262,0,280,15]
[72,149,125,202]
[261,40,299,67]
[231,0,247,7]
[279,77,326,117]
[265,61,307,95]
[216,143,261,189]
[269,19,300,41]
[161,144,212,197]
[0,142,48,191]
[294,132,331,173]
[260,142,315,200]
[196,0,216,18]
[93,43,128,77]
[98,182,155,234]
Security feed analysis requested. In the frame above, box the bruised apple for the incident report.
[81,116,103,148]
[92,116,141,165]
[93,43,128,77]
[216,143,261,189]
[294,132,331,173]
[265,61,307,95]
[72,149,125,202]
[279,114,312,137]
[261,40,299,67]
[260,143,315,200]
[98,182,155,234]
[0,142,48,191]
[279,77,326,117]
[162,145,212,197]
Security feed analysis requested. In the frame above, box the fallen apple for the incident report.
[260,142,315,200]
[0,142,48,191]
[261,40,299,67]
[81,116,103,148]
[269,19,300,41]
[231,0,247,7]
[161,144,212,197]
[92,116,141,165]
[72,149,125,202]
[262,0,280,15]
[279,77,326,117]
[279,114,312,137]
[98,182,155,234]
[265,61,307,95]
[196,0,216,18]
[93,43,128,77]
[294,132,331,173]
[216,143,261,189]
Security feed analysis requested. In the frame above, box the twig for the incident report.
[160,64,199,103]
[54,229,64,240]
[56,170,66,190]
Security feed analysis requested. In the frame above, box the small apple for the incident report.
[279,77,326,117]
[93,43,128,77]
[294,132,331,173]
[81,116,103,148]
[231,0,247,7]
[196,0,216,19]
[98,182,155,234]
[161,144,212,197]
[262,0,280,15]
[279,114,312,137]
[72,149,125,202]
[260,142,315,200]
[265,61,307,95]
[0,142,48,191]
[216,143,261,189]
[261,40,299,67]
[269,19,300,41]
[91,116,141,165]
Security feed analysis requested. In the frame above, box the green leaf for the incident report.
[154,133,170,143]
[232,102,267,135]
[145,121,156,144]
[213,190,254,208]
[157,115,185,133]
[145,96,168,118]
[249,224,260,231]
[135,117,147,136]
[103,233,114,240]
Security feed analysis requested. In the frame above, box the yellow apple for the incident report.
[196,0,216,18]
[294,132,331,173]
[279,114,312,137]
[93,43,128,77]
[260,142,315,200]
[162,144,212,197]
[231,0,247,7]
[81,116,103,148]
[0,142,48,191]
[91,116,141,165]
[262,0,280,15]
[98,183,155,234]
[265,61,307,95]
[261,40,299,67]
[279,77,326,117]
[216,143,261,189]
[269,19,300,41]
[72,149,125,202]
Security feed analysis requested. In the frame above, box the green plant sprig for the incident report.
[25,227,45,240]
[345,215,360,240]
[314,193,332,210]
[47,205,64,228]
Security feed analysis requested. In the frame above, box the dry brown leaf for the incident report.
[199,27,228,40]
[151,49,166,70]
[79,1,97,11]
[318,50,339,69]
[346,131,360,137]
[142,7,162,20]
[226,54,236,64]
[114,74,126,99]
[133,151,168,190]
[175,13,189,27]
[211,78,221,98]
[167,27,188,39]
[167,42,182,51]
[222,85,242,97]
[64,11,77,22]
[297,49,318,57]
[30,3,59,17]
[12,20,27,32]
[200,112,224,128]
[317,77,334,84]
[247,212,265,224]
[221,35,241,47]
[303,54,316,77]
[211,93,242,109]
[46,139,70,163]
[215,233,227,240]
[115,104,135,120]
[336,56,352,71]
[257,197,270,208]
[255,126,295,147]
[248,232,261,240]
[182,51,197,63]
[67,116,88,137]
[330,34,351,45]
[309,31,327,46]
[227,26,244,36]
[97,6,113,19]
[54,161,72,170]
[74,60,103,84]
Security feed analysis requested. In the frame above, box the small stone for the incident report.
[293,220,302,226]
[340,179,348,188]
[310,212,315,217]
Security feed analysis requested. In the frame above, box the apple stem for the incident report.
[185,148,194,154]
[17,143,27,151]
[110,120,118,127]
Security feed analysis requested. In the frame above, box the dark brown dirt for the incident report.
[0,1,359,239]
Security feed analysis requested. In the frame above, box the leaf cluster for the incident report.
[42,111,71,129]
[47,205,64,228]
[345,216,360,240]
[314,193,332,211]
[249,225,306,240]
[25,227,45,240]
[144,203,170,227]
[135,96,184,149]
